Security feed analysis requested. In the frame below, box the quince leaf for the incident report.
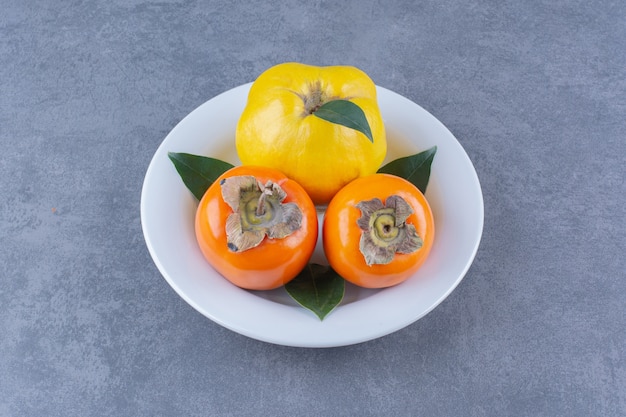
[313,99,374,143]
[285,264,345,320]
[168,152,234,200]
[377,146,437,194]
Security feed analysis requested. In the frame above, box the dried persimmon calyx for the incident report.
[356,195,423,265]
[220,175,302,252]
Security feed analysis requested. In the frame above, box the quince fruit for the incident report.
[235,62,387,204]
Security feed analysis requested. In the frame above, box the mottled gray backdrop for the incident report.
[1,1,624,416]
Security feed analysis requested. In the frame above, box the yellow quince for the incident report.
[235,62,387,205]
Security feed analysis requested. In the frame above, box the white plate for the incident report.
[141,83,484,348]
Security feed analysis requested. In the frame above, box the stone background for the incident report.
[1,1,624,416]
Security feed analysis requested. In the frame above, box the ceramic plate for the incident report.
[141,83,483,348]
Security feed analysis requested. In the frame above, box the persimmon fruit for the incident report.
[323,174,435,288]
[195,165,318,290]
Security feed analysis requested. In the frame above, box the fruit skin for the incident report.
[195,165,318,290]
[323,174,435,289]
[236,62,387,205]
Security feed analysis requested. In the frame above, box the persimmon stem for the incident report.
[256,189,267,216]
[356,195,423,265]
[255,181,274,217]
[221,175,303,252]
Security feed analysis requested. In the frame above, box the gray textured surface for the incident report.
[1,1,625,416]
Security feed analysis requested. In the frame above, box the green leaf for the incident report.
[313,99,374,143]
[285,264,345,320]
[168,152,234,200]
[377,146,437,194]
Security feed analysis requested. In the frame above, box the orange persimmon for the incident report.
[195,165,318,290]
[323,174,435,288]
